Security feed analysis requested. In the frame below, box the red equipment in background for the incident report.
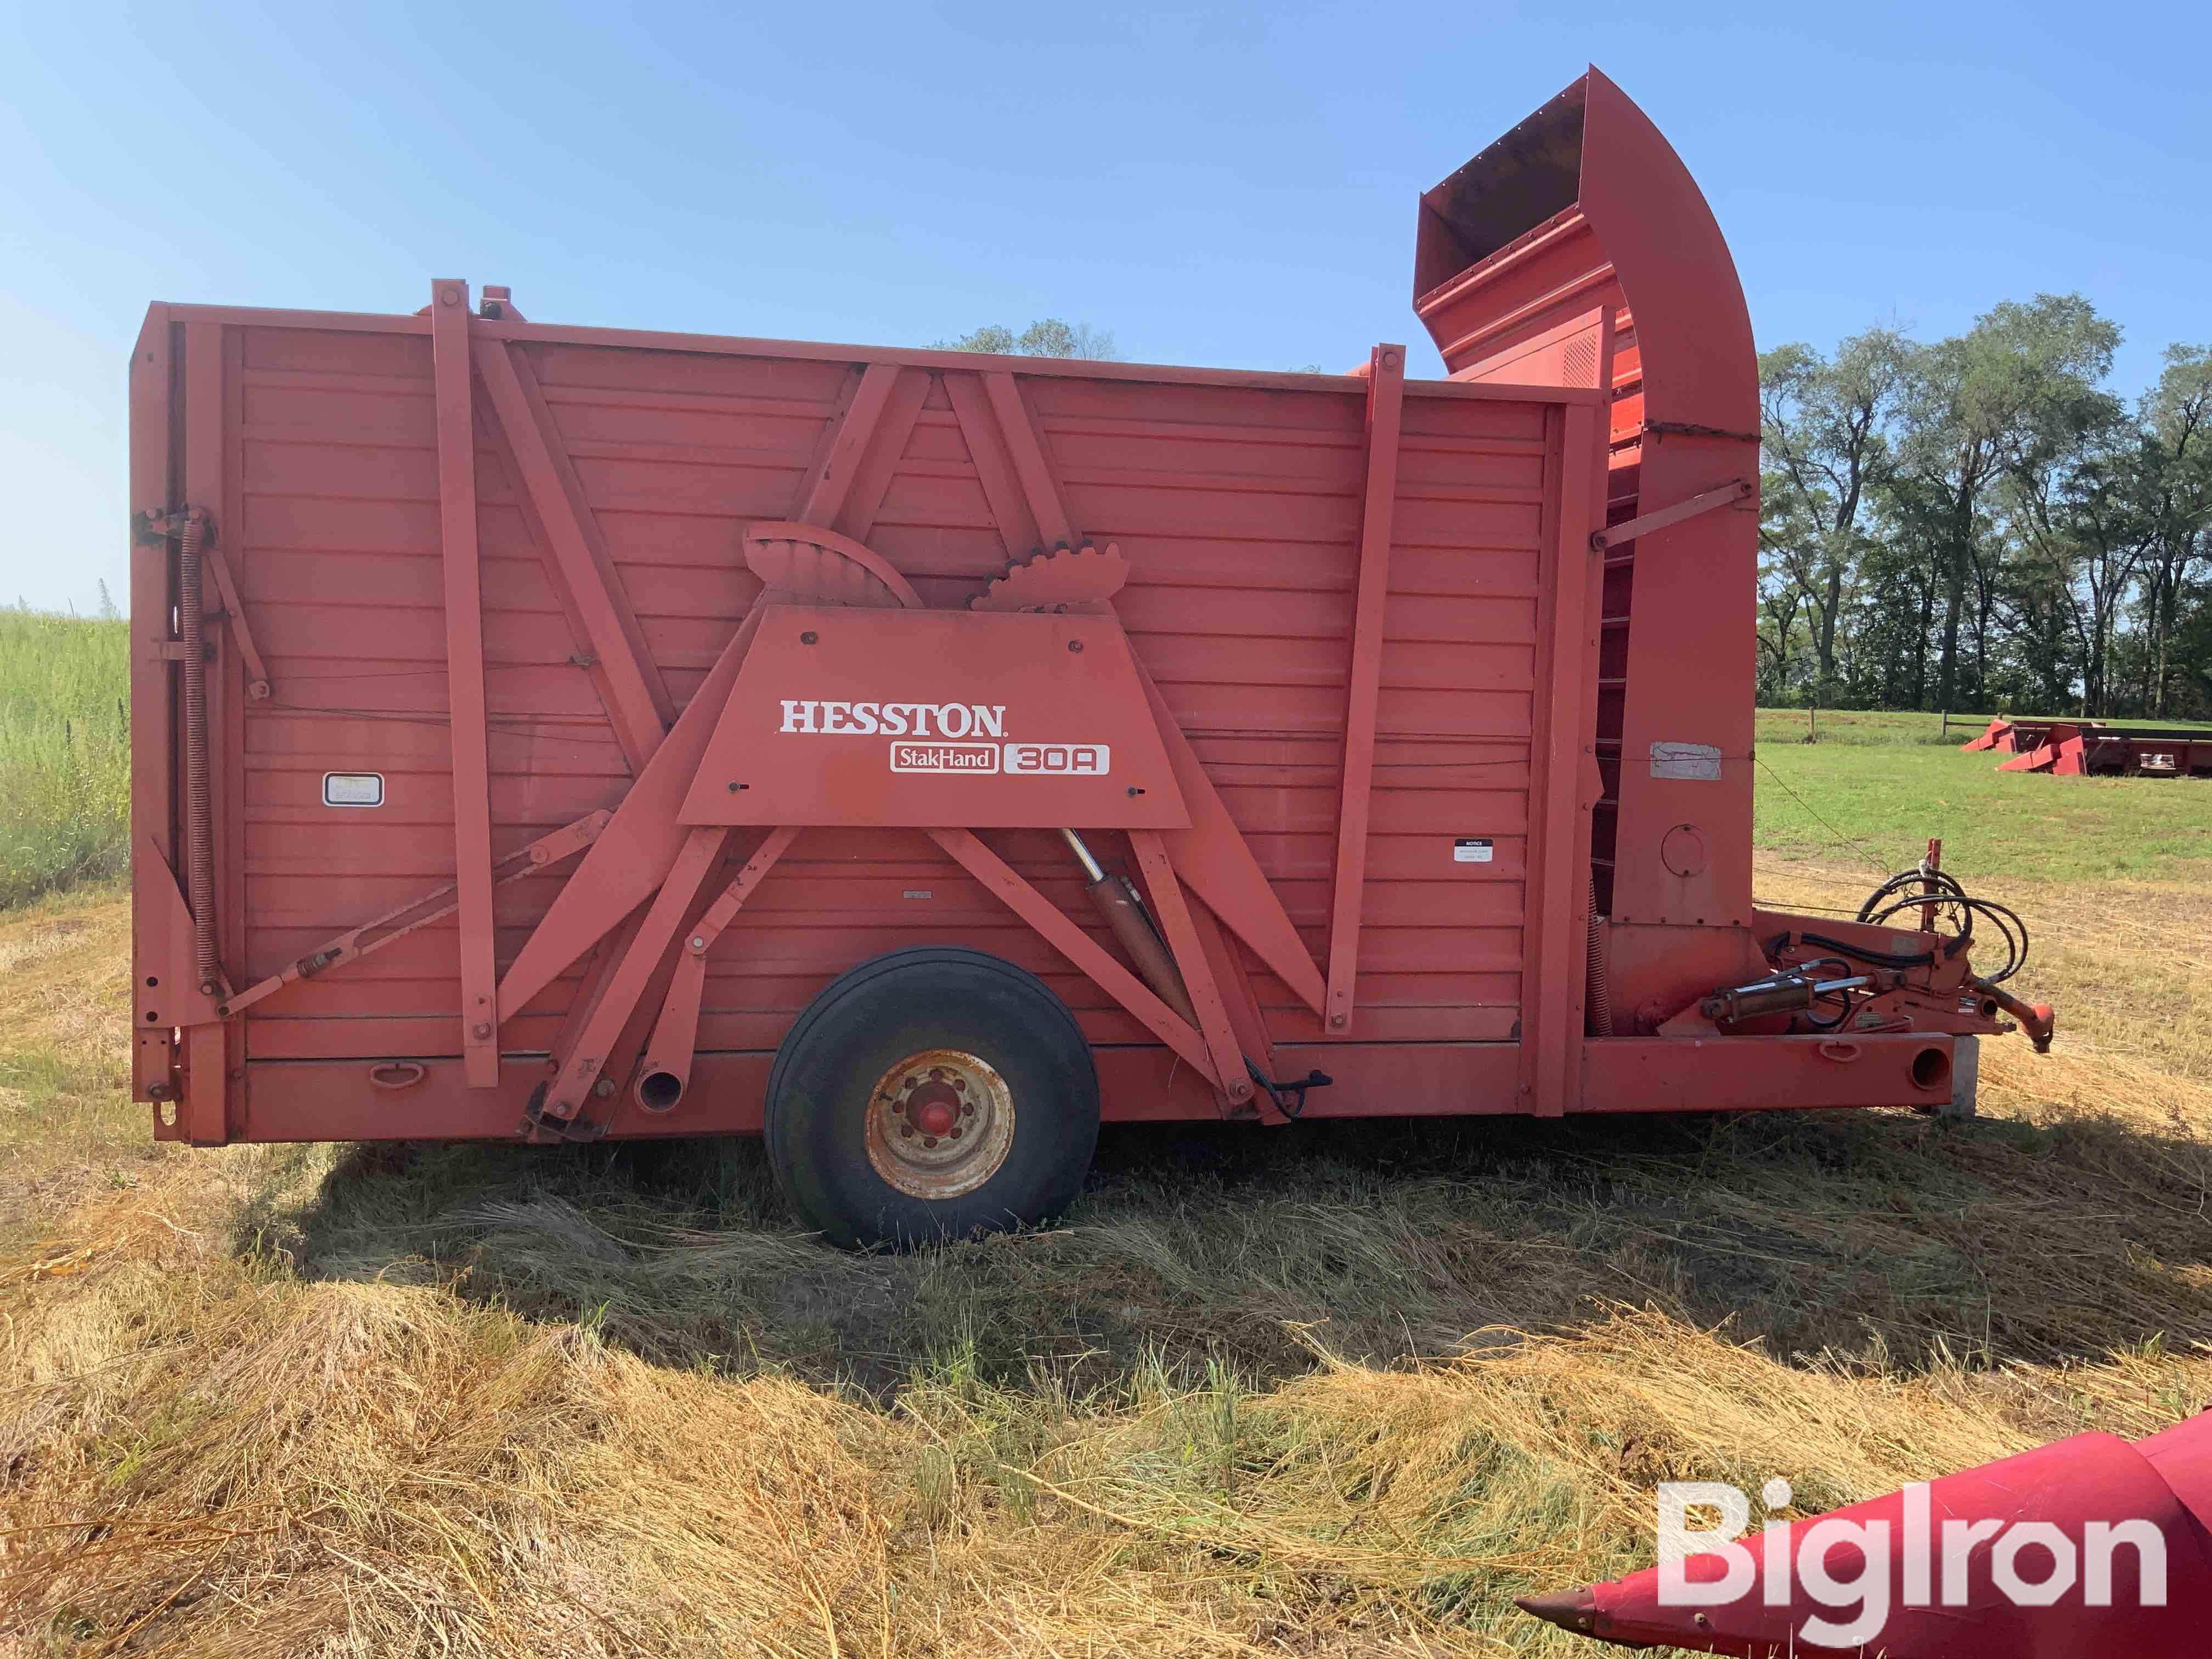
[1972,719,2212,777]
[127,68,2048,1244]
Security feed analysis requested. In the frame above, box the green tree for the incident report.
[2135,345,2212,714]
[1894,295,2119,712]
[936,319,1119,360]
[1758,327,1907,697]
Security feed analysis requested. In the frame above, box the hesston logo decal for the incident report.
[778,701,1110,778]
[780,701,1007,738]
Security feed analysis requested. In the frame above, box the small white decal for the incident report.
[1650,741,1723,781]
[1453,837,1493,864]
[322,772,384,808]
[1003,742,1111,776]
[890,742,1000,773]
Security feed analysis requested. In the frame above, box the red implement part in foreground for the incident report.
[1519,1409,2212,1658]
[126,69,2035,1162]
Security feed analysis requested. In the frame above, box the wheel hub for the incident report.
[864,1048,1015,1199]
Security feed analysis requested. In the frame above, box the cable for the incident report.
[1753,753,1891,873]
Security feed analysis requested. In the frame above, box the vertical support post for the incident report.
[129,307,177,1104]
[180,323,232,1144]
[1322,345,1405,1035]
[1523,401,1602,1116]
[431,280,501,1089]
[1920,838,1943,934]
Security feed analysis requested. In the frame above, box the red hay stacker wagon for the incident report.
[126,69,2052,1244]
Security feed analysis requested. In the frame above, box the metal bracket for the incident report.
[132,507,270,698]
[1246,1060,1333,1120]
[1589,477,1753,551]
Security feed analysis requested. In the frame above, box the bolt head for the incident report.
[690,936,706,949]
[922,1136,938,1149]
[1330,1013,1347,1028]
[899,1123,913,1138]
[947,1125,963,1139]
[592,1077,616,1098]
[471,1021,492,1039]
[960,1101,974,1115]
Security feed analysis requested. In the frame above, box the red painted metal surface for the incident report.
[1519,1409,2212,1658]
[1991,720,2212,777]
[126,66,2038,1152]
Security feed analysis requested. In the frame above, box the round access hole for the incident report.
[636,1069,685,1111]
[1910,1046,1951,1093]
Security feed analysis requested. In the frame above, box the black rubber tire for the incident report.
[764,946,1100,1248]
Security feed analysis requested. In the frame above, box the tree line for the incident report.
[1757,297,2211,719]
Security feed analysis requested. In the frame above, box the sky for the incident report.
[2,1,2206,615]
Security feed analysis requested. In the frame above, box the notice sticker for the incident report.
[321,772,385,808]
[1453,837,1494,864]
[1650,741,1723,781]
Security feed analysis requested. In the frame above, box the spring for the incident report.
[1583,877,1613,1037]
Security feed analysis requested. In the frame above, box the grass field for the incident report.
[3,713,2210,1654]
[0,610,129,910]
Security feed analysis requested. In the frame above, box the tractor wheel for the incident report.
[764,946,1099,1248]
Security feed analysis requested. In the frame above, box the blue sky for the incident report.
[3,1,2205,614]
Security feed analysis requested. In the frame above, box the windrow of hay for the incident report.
[7,1183,2209,1658]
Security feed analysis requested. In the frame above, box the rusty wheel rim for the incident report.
[863,1048,1015,1200]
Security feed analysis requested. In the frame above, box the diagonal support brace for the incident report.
[1588,477,1752,551]
[637,826,801,1113]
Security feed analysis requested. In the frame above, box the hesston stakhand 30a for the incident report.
[128,66,2052,1252]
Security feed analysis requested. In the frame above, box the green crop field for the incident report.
[0,609,130,910]
[1751,707,2212,884]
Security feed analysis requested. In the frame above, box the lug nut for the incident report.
[953,1078,967,1092]
[948,1126,963,1139]
[961,1102,974,1116]
[922,1136,939,1148]
[899,1124,913,1138]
